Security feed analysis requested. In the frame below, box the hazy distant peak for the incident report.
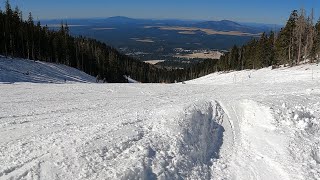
[107,16,134,20]
[219,20,242,26]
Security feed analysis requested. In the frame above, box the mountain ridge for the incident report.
[42,16,283,33]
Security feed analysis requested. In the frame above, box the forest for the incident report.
[0,0,183,83]
[218,9,320,71]
[0,0,319,83]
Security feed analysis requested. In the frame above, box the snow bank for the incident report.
[0,57,96,83]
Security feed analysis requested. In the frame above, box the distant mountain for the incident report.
[100,17,201,27]
[107,16,136,21]
[42,16,281,34]
[239,22,283,32]
[103,16,140,24]
[194,20,263,33]
[39,16,282,64]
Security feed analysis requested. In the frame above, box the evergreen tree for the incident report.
[275,10,298,66]
[311,19,320,62]
[0,1,319,83]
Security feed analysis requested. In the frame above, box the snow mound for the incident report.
[0,57,96,83]
[163,101,225,179]
[108,101,225,179]
[275,102,320,179]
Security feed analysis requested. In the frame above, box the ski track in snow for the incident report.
[1,60,320,179]
[0,57,95,83]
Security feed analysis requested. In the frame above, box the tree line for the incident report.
[157,8,320,81]
[0,0,193,83]
[217,9,320,71]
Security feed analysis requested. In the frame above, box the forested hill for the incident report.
[1,0,319,83]
[217,9,320,71]
[0,1,190,83]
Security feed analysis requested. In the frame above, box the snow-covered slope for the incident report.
[0,57,96,83]
[188,63,320,85]
[124,75,140,83]
[0,63,320,179]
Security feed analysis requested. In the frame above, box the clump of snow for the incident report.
[0,57,96,83]
[277,105,316,130]
[274,101,320,179]
[278,106,318,130]
[113,101,225,179]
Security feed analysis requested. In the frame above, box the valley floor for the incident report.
[1,63,320,179]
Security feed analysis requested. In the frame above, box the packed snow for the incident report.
[1,58,320,179]
[0,57,95,83]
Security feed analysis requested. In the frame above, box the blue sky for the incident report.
[4,0,320,24]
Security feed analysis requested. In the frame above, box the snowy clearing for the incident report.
[1,60,320,179]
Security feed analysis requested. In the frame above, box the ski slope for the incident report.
[1,59,320,179]
[0,57,95,83]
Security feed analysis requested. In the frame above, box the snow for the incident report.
[1,58,320,179]
[124,75,140,83]
[0,57,96,83]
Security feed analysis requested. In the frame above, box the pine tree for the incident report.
[295,9,307,64]
[27,12,35,60]
[275,10,298,66]
[313,19,320,62]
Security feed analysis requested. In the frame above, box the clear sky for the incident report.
[3,0,320,24]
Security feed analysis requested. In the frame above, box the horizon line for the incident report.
[38,16,284,26]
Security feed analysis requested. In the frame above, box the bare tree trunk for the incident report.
[38,29,41,60]
[288,45,291,65]
[295,8,307,65]
[4,31,8,57]
[75,40,79,69]
[27,41,30,59]
[4,18,8,57]
[81,51,84,70]
[10,34,13,57]
[32,41,35,60]
[304,35,308,63]
[21,30,25,58]
[308,8,315,62]
[298,32,302,64]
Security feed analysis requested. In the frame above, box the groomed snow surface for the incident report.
[1,58,320,179]
[0,57,95,83]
